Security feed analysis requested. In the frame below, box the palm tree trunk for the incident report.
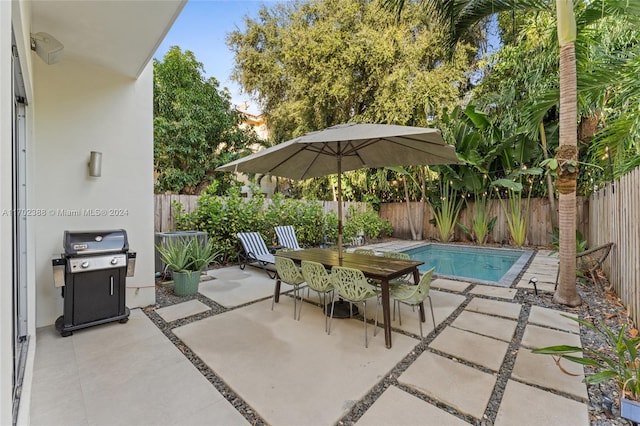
[553,40,581,307]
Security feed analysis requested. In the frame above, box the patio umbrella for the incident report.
[216,123,459,260]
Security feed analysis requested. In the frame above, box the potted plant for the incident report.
[156,237,221,296]
[532,315,640,423]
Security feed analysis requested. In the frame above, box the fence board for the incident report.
[380,198,585,246]
[588,167,640,326]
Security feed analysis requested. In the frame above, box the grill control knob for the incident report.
[81,261,90,269]
[110,257,118,265]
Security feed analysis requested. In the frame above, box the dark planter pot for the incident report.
[173,270,201,296]
[621,398,640,423]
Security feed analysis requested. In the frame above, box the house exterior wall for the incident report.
[32,56,156,327]
[1,3,15,424]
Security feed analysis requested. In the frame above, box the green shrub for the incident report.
[343,206,393,242]
[174,187,341,261]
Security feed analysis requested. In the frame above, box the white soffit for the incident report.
[31,0,186,78]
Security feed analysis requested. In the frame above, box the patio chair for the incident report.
[274,225,302,250]
[383,251,414,285]
[353,248,376,256]
[329,266,380,348]
[237,232,276,279]
[300,260,335,331]
[387,267,436,338]
[553,242,614,294]
[273,256,306,320]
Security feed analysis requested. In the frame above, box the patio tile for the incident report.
[156,299,211,322]
[174,298,419,426]
[469,285,517,300]
[32,325,76,372]
[356,386,471,426]
[199,266,276,307]
[465,297,521,320]
[511,348,588,400]
[430,326,509,371]
[30,309,246,426]
[451,310,518,342]
[374,290,466,336]
[528,306,580,334]
[495,380,589,426]
[431,278,471,293]
[516,279,556,293]
[398,351,495,419]
[521,323,582,350]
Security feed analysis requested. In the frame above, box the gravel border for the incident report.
[144,256,634,425]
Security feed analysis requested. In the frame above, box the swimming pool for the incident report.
[402,243,533,287]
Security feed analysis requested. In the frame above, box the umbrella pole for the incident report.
[337,150,343,263]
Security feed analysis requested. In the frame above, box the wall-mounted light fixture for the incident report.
[89,151,102,177]
[30,32,64,65]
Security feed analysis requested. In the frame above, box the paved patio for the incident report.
[29,243,590,425]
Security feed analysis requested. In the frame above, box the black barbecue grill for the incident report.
[52,229,136,337]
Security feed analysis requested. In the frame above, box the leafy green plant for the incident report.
[174,186,341,261]
[458,193,497,244]
[156,237,221,273]
[548,226,588,254]
[429,181,462,242]
[343,206,393,243]
[533,315,640,401]
[491,167,542,247]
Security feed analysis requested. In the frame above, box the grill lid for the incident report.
[64,229,129,256]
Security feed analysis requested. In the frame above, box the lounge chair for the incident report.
[237,232,276,279]
[274,225,302,250]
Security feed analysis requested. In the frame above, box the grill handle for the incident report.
[110,276,114,295]
[52,258,66,287]
[126,252,136,277]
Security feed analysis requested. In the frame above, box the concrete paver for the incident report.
[398,351,496,419]
[469,285,517,299]
[356,386,471,426]
[432,278,471,293]
[173,298,418,426]
[30,309,248,426]
[495,380,589,426]
[511,348,588,400]
[521,323,582,350]
[528,305,580,334]
[430,326,509,371]
[465,298,521,320]
[156,299,211,322]
[29,241,591,426]
[451,310,518,342]
[200,266,276,307]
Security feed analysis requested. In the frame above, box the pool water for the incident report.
[403,243,533,287]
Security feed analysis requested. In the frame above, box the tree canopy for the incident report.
[153,46,259,194]
[227,0,481,142]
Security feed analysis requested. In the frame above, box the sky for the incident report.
[155,1,283,115]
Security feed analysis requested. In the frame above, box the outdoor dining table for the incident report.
[275,248,425,349]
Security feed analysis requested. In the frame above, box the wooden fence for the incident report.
[156,168,639,323]
[154,195,367,232]
[379,197,588,247]
[588,167,640,325]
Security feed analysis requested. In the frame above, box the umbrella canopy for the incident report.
[216,123,459,259]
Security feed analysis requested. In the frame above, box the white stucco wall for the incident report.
[1,3,15,424]
[33,56,156,327]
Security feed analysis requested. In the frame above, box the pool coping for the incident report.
[401,243,535,288]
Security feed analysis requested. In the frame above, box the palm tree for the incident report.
[553,0,580,306]
[383,0,585,304]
